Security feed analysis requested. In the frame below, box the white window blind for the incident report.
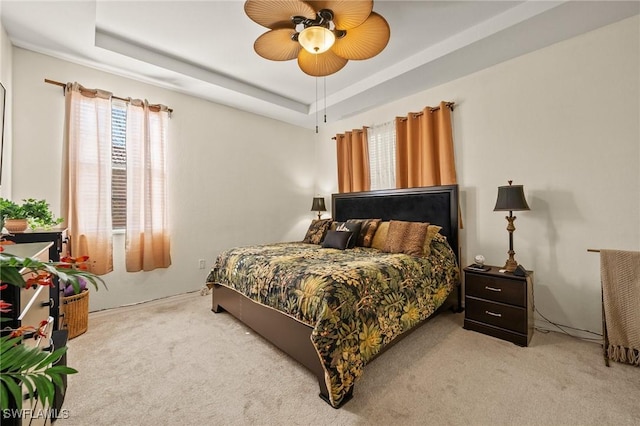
[111,100,127,230]
[367,121,396,190]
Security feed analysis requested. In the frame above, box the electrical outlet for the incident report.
[198,259,206,269]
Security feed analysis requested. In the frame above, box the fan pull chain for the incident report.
[315,54,319,133]
[324,76,327,123]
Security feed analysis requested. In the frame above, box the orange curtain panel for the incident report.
[125,99,172,272]
[395,101,457,188]
[61,82,114,275]
[335,127,371,193]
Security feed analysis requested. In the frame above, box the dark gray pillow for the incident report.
[322,230,353,250]
[334,221,362,249]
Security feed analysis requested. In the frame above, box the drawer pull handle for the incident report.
[485,286,502,292]
[41,298,55,308]
[485,310,502,318]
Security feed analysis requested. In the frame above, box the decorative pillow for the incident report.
[302,219,332,244]
[422,225,443,256]
[321,230,353,250]
[383,220,429,257]
[335,221,362,249]
[371,221,390,250]
[346,218,382,248]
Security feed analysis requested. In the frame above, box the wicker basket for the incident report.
[62,289,89,339]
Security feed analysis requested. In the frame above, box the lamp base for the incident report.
[503,250,518,272]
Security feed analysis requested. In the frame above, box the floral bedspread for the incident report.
[206,235,459,407]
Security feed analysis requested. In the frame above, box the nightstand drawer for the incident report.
[465,273,526,307]
[465,296,527,334]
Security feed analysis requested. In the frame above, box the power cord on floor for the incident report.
[534,307,603,343]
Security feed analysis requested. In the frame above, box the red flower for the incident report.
[0,299,12,313]
[60,255,91,270]
[10,325,36,338]
[61,255,89,264]
[36,319,50,338]
[25,272,53,289]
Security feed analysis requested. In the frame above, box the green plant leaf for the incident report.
[0,264,27,287]
[0,375,23,411]
[0,335,79,411]
[35,346,67,371]
[1,244,105,412]
[46,365,77,375]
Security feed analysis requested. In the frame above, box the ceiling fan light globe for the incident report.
[298,26,335,54]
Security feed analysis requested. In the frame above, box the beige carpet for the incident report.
[62,292,639,425]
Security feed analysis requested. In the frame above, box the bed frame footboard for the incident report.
[212,279,461,408]
[212,284,332,404]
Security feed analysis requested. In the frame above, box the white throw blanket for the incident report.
[600,249,640,366]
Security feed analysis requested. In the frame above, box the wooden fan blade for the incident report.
[254,29,301,61]
[306,0,372,29]
[244,0,315,29]
[332,12,390,60]
[298,49,348,76]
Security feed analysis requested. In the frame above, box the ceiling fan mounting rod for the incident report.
[292,9,333,29]
[291,9,346,42]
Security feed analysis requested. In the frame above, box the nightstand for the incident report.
[463,265,534,346]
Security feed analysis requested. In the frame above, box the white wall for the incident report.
[11,48,316,311]
[317,16,640,335]
[0,17,12,198]
[8,16,639,333]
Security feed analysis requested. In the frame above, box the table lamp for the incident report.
[494,180,530,272]
[311,197,326,220]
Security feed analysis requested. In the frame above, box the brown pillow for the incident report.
[346,218,382,248]
[371,221,389,250]
[422,225,442,256]
[383,220,429,256]
[302,219,332,244]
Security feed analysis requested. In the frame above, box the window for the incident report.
[111,100,127,230]
[64,83,171,273]
[367,121,396,190]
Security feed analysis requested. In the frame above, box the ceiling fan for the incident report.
[244,0,390,77]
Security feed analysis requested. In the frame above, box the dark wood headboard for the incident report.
[332,185,459,261]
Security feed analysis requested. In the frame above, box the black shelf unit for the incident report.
[3,228,68,330]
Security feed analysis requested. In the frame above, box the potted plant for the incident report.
[0,198,29,232]
[0,198,63,232]
[21,198,64,230]
[0,246,105,413]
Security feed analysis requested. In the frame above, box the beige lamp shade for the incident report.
[298,26,335,54]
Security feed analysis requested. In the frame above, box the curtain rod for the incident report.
[44,78,173,114]
[398,102,456,121]
[331,102,455,140]
[588,249,601,253]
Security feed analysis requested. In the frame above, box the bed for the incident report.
[206,185,461,408]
